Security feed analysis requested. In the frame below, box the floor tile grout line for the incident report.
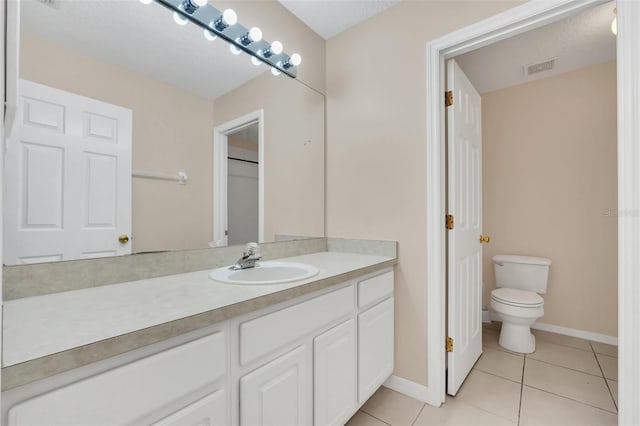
[517,355,526,426]
[358,410,394,426]
[522,383,618,415]
[591,340,618,412]
[410,403,426,426]
[526,356,606,379]
[452,397,520,424]
[472,366,523,385]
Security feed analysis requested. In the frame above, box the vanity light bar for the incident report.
[152,0,300,78]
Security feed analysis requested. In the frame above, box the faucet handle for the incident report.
[246,242,259,255]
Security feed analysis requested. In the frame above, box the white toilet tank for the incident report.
[493,254,551,294]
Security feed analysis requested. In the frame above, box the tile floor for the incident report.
[347,324,618,426]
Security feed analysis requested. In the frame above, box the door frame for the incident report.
[425,1,640,423]
[212,110,264,247]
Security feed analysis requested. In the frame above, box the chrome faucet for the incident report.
[231,242,262,270]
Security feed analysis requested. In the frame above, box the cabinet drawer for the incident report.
[358,270,393,309]
[8,332,227,426]
[240,285,354,365]
[152,389,228,426]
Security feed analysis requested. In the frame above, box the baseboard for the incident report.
[488,313,618,345]
[383,375,431,404]
[531,321,618,346]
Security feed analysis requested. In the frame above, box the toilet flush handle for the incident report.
[480,235,491,244]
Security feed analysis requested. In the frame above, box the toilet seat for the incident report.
[491,288,544,308]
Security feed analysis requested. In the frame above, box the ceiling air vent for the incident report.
[525,58,555,76]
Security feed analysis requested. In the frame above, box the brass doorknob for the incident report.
[118,235,130,244]
[480,235,491,244]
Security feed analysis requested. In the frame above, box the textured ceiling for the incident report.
[278,0,400,39]
[455,1,616,94]
[21,0,270,100]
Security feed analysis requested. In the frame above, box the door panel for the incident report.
[358,298,394,403]
[447,59,483,396]
[240,345,311,426]
[4,80,132,264]
[314,319,356,426]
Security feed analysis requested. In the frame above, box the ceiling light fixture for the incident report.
[611,7,617,36]
[151,0,301,77]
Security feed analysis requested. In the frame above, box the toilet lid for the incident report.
[491,288,544,307]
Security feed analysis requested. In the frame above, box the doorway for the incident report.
[444,0,618,397]
[227,123,259,245]
[212,110,264,247]
[426,0,640,422]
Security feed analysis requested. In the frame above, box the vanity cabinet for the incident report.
[5,268,394,426]
[152,390,228,426]
[7,332,229,426]
[313,318,357,426]
[240,345,312,426]
[358,297,394,404]
[357,271,395,404]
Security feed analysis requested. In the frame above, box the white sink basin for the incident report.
[208,261,319,285]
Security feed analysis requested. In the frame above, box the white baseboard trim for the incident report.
[383,375,431,404]
[531,322,618,346]
[488,313,618,346]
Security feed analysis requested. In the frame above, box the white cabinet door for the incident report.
[358,298,394,404]
[240,345,312,426]
[152,389,229,426]
[314,319,356,426]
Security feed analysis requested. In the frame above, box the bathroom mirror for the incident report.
[4,0,325,265]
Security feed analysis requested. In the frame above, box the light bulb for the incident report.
[204,29,217,41]
[182,0,206,13]
[241,27,262,45]
[230,44,242,55]
[139,0,153,4]
[249,27,262,42]
[214,8,237,31]
[270,41,283,55]
[251,57,262,66]
[271,67,281,76]
[289,53,302,67]
[173,11,188,26]
[611,16,617,35]
[223,8,237,26]
[263,41,283,57]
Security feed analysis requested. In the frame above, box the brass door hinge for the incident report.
[446,214,454,230]
[445,91,454,107]
[446,336,454,352]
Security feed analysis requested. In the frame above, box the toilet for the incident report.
[490,254,551,353]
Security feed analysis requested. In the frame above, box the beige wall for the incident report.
[482,61,617,336]
[214,73,325,241]
[326,1,523,387]
[20,33,215,253]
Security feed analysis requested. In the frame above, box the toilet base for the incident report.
[498,322,536,353]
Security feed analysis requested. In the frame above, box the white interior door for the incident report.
[4,80,132,264]
[446,59,483,396]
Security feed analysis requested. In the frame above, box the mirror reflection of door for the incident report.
[227,123,259,245]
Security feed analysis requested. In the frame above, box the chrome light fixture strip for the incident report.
[154,0,298,78]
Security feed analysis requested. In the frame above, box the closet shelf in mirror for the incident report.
[132,170,188,185]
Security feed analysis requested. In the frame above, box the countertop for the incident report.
[2,250,395,390]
